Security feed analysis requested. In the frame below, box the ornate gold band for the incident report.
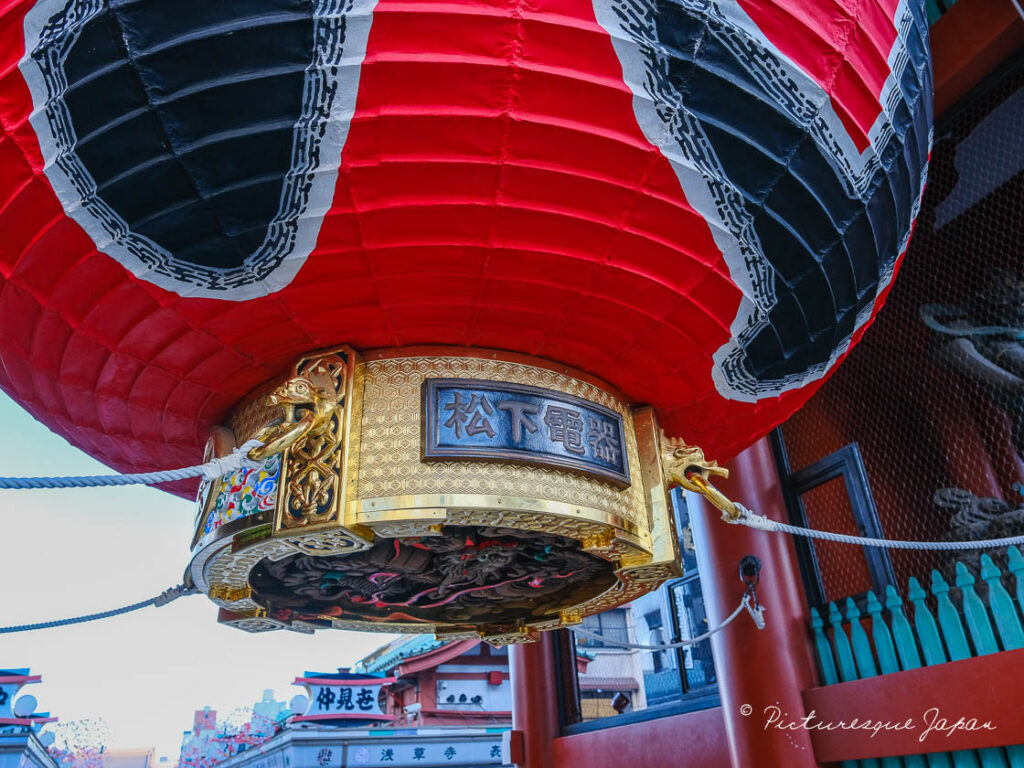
[187,347,682,643]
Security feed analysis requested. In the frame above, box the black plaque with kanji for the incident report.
[422,379,630,487]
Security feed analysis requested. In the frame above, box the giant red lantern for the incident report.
[0,0,932,639]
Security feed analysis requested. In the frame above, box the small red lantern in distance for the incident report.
[0,0,931,488]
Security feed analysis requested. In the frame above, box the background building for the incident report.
[179,695,287,768]
[173,638,511,768]
[99,749,154,768]
[0,730,57,768]
[0,669,57,768]
[351,636,511,728]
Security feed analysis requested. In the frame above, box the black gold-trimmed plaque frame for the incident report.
[422,378,631,488]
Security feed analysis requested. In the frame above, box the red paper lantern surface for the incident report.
[0,0,931,494]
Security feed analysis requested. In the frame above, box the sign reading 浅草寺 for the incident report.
[422,379,630,487]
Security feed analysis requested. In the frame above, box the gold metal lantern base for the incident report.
[187,347,684,645]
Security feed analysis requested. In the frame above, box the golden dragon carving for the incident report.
[248,375,338,461]
[660,435,742,520]
[248,353,348,527]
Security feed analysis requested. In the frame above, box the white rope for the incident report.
[0,440,265,489]
[570,594,762,650]
[0,585,195,634]
[729,504,1024,551]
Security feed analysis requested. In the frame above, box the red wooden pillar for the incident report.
[690,436,820,768]
[509,632,558,768]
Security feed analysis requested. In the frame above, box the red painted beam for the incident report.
[802,647,1024,761]
[434,672,510,681]
[0,675,41,684]
[293,677,396,686]
[397,639,482,676]
[552,707,729,768]
[290,713,392,722]
[931,0,1024,116]
[421,709,512,718]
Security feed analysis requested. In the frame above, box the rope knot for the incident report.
[725,503,775,531]
[198,439,267,481]
[153,584,196,607]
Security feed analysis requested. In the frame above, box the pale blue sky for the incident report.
[0,391,396,758]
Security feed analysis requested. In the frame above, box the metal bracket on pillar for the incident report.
[739,555,761,589]
[739,555,767,630]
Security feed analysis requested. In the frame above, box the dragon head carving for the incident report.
[249,355,347,461]
[266,376,331,411]
[660,434,729,489]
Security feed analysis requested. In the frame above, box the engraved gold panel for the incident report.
[267,349,350,531]
[189,347,683,640]
[355,355,648,532]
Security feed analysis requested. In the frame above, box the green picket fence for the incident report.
[810,548,1024,768]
